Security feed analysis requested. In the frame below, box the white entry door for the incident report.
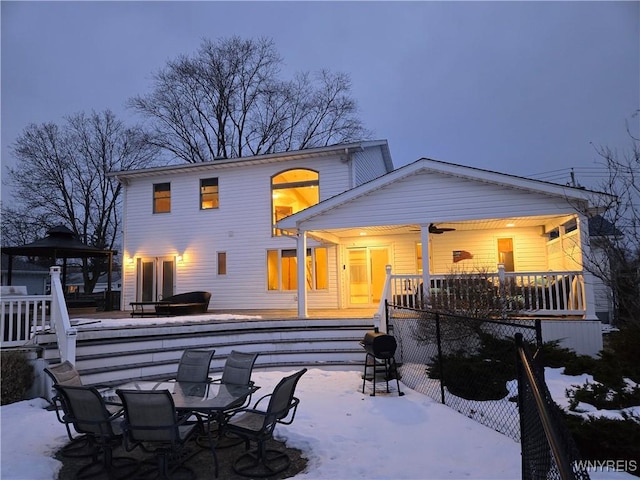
[137,257,175,301]
[347,247,389,307]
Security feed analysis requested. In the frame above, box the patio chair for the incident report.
[225,368,307,477]
[206,351,259,448]
[44,361,121,457]
[175,348,216,383]
[214,350,259,407]
[54,384,138,479]
[116,388,218,479]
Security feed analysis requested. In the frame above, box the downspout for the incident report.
[296,231,308,318]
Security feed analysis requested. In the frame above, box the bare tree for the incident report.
[582,125,640,327]
[129,36,371,163]
[2,110,160,293]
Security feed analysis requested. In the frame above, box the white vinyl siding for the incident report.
[294,171,586,231]
[121,153,353,310]
[353,146,390,186]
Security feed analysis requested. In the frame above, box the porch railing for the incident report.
[1,293,50,347]
[1,266,76,363]
[377,266,586,320]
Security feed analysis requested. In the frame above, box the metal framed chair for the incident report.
[44,361,121,457]
[214,350,259,407]
[116,388,218,479]
[225,368,307,477]
[206,351,259,448]
[54,384,138,479]
[175,348,216,383]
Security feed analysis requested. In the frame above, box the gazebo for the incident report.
[2,225,117,310]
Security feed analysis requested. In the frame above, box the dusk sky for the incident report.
[2,1,638,205]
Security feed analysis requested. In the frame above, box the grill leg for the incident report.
[390,357,404,396]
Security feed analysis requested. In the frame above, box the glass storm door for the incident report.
[347,247,389,307]
[137,257,175,301]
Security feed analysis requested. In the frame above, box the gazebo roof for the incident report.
[2,225,114,259]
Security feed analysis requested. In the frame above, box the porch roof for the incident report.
[277,158,614,236]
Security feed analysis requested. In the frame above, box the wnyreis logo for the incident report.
[575,459,638,473]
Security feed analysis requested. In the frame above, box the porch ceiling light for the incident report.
[506,223,515,227]
[359,231,367,236]
[127,257,134,264]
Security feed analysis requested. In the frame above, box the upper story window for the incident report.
[200,178,219,210]
[271,169,319,236]
[153,183,171,213]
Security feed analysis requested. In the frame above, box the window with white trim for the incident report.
[271,169,319,236]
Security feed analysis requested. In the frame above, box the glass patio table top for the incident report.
[101,380,259,414]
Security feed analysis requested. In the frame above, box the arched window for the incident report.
[271,169,319,236]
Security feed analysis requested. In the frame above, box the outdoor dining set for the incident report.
[44,350,307,479]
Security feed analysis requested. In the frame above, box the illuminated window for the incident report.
[267,248,327,291]
[271,169,319,236]
[153,183,171,213]
[217,251,226,275]
[200,178,219,210]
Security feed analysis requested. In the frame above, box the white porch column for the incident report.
[420,224,431,304]
[577,213,598,320]
[296,231,308,318]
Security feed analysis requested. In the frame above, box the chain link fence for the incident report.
[516,334,591,480]
[386,303,541,441]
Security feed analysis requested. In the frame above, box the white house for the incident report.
[112,140,393,311]
[112,140,613,325]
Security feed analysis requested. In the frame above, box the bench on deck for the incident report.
[130,291,211,317]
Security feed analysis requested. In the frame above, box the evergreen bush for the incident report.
[1,350,35,405]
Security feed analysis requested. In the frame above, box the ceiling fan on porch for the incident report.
[428,224,456,234]
[408,224,457,234]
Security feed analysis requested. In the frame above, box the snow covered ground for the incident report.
[1,314,637,479]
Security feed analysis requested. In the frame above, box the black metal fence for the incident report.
[516,333,590,480]
[386,303,541,441]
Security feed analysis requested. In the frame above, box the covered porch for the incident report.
[275,158,610,321]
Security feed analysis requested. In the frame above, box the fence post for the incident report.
[435,312,446,404]
[515,333,528,477]
[534,319,543,349]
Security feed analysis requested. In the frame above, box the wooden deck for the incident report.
[69,308,378,321]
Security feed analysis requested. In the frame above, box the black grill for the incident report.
[361,328,403,396]
[361,330,398,359]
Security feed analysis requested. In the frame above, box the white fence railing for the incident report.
[379,267,587,320]
[1,294,51,347]
[1,267,76,363]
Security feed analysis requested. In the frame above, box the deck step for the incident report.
[37,317,375,387]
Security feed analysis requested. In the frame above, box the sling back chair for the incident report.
[44,361,120,457]
[54,384,138,479]
[225,368,307,477]
[204,350,259,448]
[116,388,218,479]
[175,348,216,383]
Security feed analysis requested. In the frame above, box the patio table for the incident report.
[102,380,258,418]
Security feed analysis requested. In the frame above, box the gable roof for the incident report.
[109,140,393,180]
[277,157,615,229]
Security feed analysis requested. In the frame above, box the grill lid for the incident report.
[361,329,397,359]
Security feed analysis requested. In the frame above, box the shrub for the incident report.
[563,413,640,477]
[1,350,35,405]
